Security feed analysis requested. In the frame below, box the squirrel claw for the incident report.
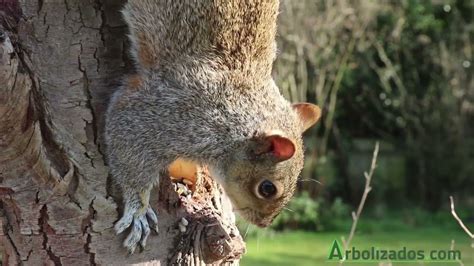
[146,207,159,233]
[139,215,151,248]
[116,206,159,253]
[115,211,134,235]
[124,218,142,254]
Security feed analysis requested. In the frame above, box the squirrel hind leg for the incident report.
[115,186,159,254]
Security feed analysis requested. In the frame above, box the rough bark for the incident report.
[0,0,244,265]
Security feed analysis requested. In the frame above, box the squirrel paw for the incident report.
[115,207,159,254]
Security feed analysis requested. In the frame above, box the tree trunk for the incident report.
[0,1,244,265]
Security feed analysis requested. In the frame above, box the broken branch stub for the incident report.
[168,166,245,264]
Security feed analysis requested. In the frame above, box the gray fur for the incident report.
[105,0,319,252]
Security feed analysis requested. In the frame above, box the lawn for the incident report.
[241,228,474,266]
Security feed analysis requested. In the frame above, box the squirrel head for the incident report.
[211,103,321,227]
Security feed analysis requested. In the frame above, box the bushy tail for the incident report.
[123,0,279,73]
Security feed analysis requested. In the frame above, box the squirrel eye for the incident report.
[258,180,277,198]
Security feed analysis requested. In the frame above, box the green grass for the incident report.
[241,228,474,266]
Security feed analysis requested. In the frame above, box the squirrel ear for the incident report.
[292,103,321,132]
[257,135,296,162]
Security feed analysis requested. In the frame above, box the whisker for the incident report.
[284,207,295,213]
[299,178,322,185]
[244,223,251,238]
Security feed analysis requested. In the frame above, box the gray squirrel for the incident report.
[105,0,321,253]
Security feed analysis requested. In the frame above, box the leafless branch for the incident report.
[340,141,379,264]
[449,196,474,239]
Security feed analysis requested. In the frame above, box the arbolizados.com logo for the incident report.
[327,240,462,263]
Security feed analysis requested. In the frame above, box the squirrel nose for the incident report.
[256,221,270,228]
[256,216,275,228]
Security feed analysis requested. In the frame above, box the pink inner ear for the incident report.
[269,136,295,161]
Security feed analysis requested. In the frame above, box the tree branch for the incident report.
[341,141,379,264]
[449,196,474,239]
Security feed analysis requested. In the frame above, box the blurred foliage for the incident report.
[237,194,472,235]
[276,0,474,211]
[318,197,351,231]
[271,192,320,230]
[237,192,474,238]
